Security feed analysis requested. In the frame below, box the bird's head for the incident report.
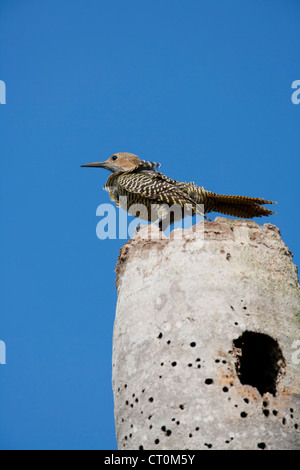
[81,152,161,173]
[81,152,143,173]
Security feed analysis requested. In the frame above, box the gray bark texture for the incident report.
[112,218,300,450]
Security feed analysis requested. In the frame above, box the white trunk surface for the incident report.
[112,218,300,450]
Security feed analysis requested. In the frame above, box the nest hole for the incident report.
[232,331,286,396]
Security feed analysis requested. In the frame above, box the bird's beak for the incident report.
[81,161,108,169]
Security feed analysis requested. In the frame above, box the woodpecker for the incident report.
[81,152,276,230]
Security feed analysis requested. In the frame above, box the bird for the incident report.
[81,152,276,231]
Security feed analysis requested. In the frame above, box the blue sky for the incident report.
[0,0,299,450]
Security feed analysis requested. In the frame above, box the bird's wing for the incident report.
[117,173,196,207]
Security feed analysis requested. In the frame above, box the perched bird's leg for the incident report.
[149,217,163,231]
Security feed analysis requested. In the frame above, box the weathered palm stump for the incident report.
[112,218,300,450]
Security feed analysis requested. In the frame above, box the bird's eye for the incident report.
[111,155,118,161]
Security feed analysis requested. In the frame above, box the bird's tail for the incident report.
[204,192,276,218]
[185,185,276,219]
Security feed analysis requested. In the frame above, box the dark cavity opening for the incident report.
[232,331,286,396]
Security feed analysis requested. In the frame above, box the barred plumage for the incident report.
[82,152,276,229]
